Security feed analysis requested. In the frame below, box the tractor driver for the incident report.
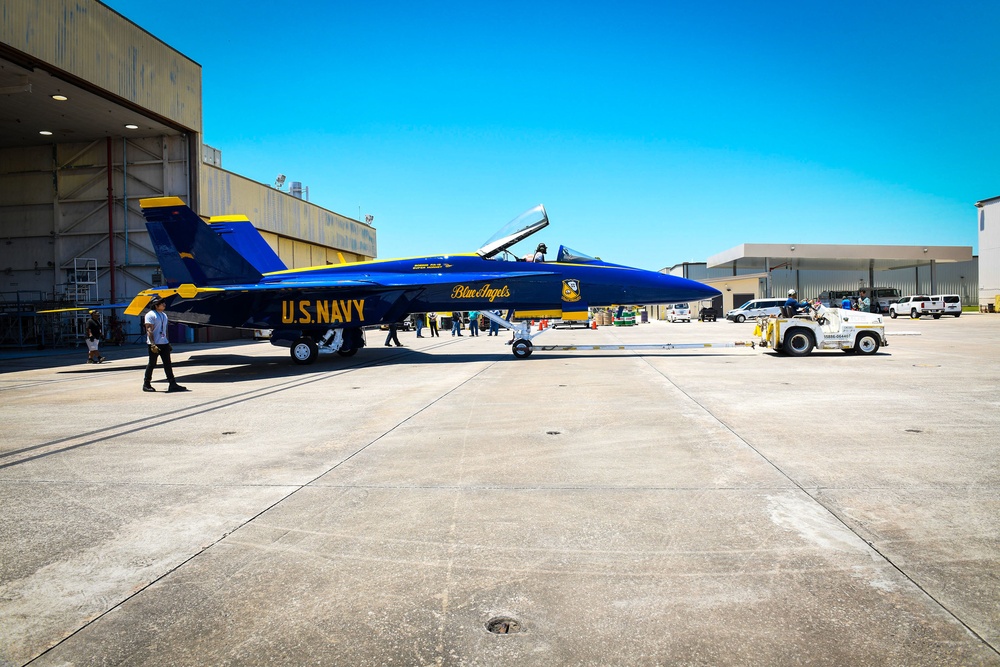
[785,289,812,315]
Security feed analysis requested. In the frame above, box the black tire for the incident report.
[337,347,358,357]
[291,337,318,365]
[511,339,533,359]
[854,332,880,355]
[784,329,814,357]
[954,313,961,318]
[889,310,897,319]
[910,309,919,319]
[735,314,746,323]
[932,313,941,319]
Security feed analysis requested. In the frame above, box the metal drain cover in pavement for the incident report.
[485,616,523,634]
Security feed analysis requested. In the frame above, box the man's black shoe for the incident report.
[142,385,156,392]
[167,384,188,392]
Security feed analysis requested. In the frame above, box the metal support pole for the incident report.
[106,138,116,302]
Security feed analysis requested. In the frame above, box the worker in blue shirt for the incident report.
[784,289,812,315]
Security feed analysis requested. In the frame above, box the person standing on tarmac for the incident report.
[85,310,105,364]
[488,309,502,336]
[428,312,440,337]
[857,289,871,313]
[143,297,188,393]
[384,321,403,347]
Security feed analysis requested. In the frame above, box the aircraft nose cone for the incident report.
[689,279,722,299]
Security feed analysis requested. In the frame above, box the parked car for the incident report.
[665,303,691,322]
[889,295,944,319]
[932,294,962,317]
[726,298,786,323]
[699,307,717,322]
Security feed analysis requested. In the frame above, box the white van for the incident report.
[726,298,786,323]
[665,303,691,322]
[931,294,962,317]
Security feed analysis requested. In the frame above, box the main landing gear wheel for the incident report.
[784,329,815,357]
[291,337,318,365]
[511,339,533,359]
[337,347,358,357]
[854,333,880,355]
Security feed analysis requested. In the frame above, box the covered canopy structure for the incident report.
[707,243,974,298]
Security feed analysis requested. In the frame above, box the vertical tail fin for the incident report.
[140,197,274,287]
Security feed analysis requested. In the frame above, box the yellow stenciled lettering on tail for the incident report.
[352,299,365,321]
[298,301,312,324]
[282,301,295,324]
[316,300,329,323]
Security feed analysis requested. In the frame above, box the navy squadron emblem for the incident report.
[562,279,582,302]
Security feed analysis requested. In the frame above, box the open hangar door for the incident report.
[0,54,193,346]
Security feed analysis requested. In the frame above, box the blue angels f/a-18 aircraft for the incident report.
[125,197,720,362]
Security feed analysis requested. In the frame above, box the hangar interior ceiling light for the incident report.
[124,124,139,129]
[39,130,53,136]
[0,57,182,149]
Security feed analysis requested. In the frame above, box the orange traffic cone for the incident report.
[591,319,598,330]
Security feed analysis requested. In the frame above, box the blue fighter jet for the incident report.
[125,197,720,362]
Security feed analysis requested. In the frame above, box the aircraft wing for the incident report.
[36,302,133,314]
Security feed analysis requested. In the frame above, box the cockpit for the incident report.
[476,204,605,265]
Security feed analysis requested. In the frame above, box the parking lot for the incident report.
[1,314,998,666]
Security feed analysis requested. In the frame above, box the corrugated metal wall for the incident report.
[0,0,202,132]
[767,263,979,303]
[201,165,377,265]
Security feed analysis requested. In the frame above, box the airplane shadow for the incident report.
[53,347,765,385]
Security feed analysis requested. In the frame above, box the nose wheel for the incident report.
[511,339,533,358]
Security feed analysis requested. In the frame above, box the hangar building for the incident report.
[0,0,375,345]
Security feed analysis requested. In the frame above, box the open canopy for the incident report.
[477,205,549,259]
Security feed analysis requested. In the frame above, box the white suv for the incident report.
[666,303,691,322]
[932,294,962,317]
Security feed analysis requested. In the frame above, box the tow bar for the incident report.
[478,310,756,359]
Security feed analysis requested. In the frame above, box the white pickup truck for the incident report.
[889,295,944,319]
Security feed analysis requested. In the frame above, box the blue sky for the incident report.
[105,0,997,269]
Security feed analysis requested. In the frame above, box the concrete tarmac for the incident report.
[1,315,998,666]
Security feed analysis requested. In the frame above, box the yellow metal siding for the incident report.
[1,0,202,132]
[200,164,377,259]
[277,237,295,268]
[292,240,312,269]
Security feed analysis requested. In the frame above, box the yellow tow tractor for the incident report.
[755,304,888,356]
